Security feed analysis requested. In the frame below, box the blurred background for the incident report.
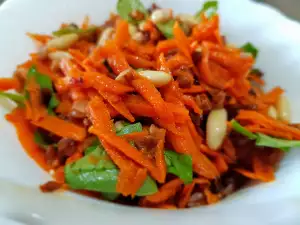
[257,0,299,21]
[0,0,299,21]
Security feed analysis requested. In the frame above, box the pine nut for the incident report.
[48,51,72,61]
[115,121,125,132]
[132,32,145,42]
[97,27,115,46]
[46,33,79,50]
[276,95,291,122]
[267,106,278,119]
[138,21,147,31]
[129,24,138,36]
[177,14,198,27]
[151,9,172,24]
[206,108,228,150]
[138,70,172,87]
[115,69,131,82]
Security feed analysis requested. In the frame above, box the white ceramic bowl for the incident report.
[0,0,300,224]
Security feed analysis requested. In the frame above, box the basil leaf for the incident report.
[156,20,176,39]
[34,131,50,149]
[84,145,99,155]
[0,91,25,107]
[117,122,142,136]
[27,66,53,92]
[27,66,60,115]
[164,150,193,184]
[53,26,97,37]
[65,146,158,196]
[102,192,120,201]
[195,1,218,19]
[256,133,299,151]
[231,120,299,151]
[117,0,148,23]
[241,42,258,59]
[231,120,257,140]
[47,94,60,115]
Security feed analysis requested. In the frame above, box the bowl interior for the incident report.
[0,0,300,224]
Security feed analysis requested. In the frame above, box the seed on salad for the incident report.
[97,27,115,46]
[115,69,131,82]
[129,24,138,37]
[267,106,278,119]
[115,121,125,132]
[276,95,291,122]
[151,9,172,24]
[48,51,72,61]
[138,70,172,87]
[132,32,145,42]
[46,33,79,50]
[206,108,228,150]
[177,14,198,27]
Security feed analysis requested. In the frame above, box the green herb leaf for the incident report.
[53,26,97,37]
[117,0,148,23]
[117,122,142,136]
[65,146,158,196]
[101,192,120,201]
[47,94,60,115]
[256,133,299,151]
[27,66,53,92]
[231,120,257,140]
[34,131,50,149]
[0,91,25,107]
[231,120,298,151]
[27,66,60,115]
[195,1,218,19]
[84,145,99,155]
[156,20,176,39]
[164,150,193,184]
[241,42,258,59]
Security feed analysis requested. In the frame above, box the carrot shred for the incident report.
[222,138,236,162]
[214,155,228,174]
[27,33,52,44]
[181,85,206,94]
[124,95,157,117]
[168,124,219,179]
[156,39,177,54]
[26,76,47,121]
[131,78,174,123]
[32,115,86,141]
[157,53,171,73]
[173,22,192,62]
[261,87,284,105]
[204,188,220,205]
[99,91,135,122]
[122,130,149,140]
[237,110,300,140]
[81,15,90,29]
[253,155,275,182]
[6,108,50,170]
[178,178,209,208]
[234,168,258,180]
[0,78,20,91]
[125,53,156,69]
[87,96,114,133]
[84,72,134,95]
[141,178,183,205]
[102,141,147,197]
[182,95,202,115]
[115,20,130,48]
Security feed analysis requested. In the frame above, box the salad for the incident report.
[1,0,300,209]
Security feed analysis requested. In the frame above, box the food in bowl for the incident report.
[1,0,300,209]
